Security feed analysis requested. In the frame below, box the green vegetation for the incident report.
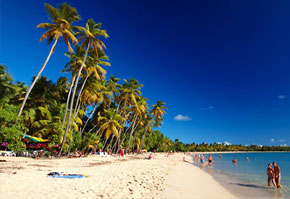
[1,3,289,155]
[1,2,168,155]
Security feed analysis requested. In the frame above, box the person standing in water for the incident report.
[200,155,205,168]
[208,154,213,163]
[273,162,282,188]
[267,163,276,187]
[232,158,237,164]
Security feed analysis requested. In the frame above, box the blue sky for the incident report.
[1,0,290,146]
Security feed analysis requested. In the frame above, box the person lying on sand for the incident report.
[145,153,152,160]
[267,163,276,187]
[273,162,282,188]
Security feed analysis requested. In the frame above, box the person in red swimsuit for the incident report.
[119,148,124,157]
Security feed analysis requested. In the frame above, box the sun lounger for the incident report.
[0,151,16,157]
[98,152,110,157]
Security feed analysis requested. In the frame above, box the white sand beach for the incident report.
[0,153,235,199]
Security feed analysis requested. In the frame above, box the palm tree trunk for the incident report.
[131,123,139,153]
[22,131,27,139]
[112,128,121,152]
[58,41,91,156]
[81,104,97,135]
[117,101,121,111]
[112,135,120,153]
[16,38,59,121]
[139,121,151,152]
[102,137,108,150]
[73,102,82,119]
[125,115,137,151]
[95,127,101,135]
[88,123,98,133]
[107,134,115,151]
[73,75,89,117]
[132,131,137,154]
[62,75,76,128]
[67,134,73,156]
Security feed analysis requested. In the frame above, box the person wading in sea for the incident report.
[267,163,276,187]
[273,162,282,188]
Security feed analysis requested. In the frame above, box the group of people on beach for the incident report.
[267,162,282,188]
[194,153,283,189]
[194,154,214,168]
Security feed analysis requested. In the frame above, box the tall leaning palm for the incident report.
[139,100,167,151]
[17,3,80,120]
[59,19,108,156]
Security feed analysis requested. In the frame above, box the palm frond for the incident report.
[45,3,60,22]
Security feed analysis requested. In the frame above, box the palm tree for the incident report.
[59,19,108,156]
[124,96,148,151]
[0,65,15,105]
[151,100,167,124]
[17,3,80,120]
[82,133,100,152]
[97,108,123,139]
[106,75,121,105]
[110,79,143,152]
[53,77,70,103]
[27,76,55,108]
[81,80,112,135]
[162,137,173,152]
[73,48,110,117]
[117,79,143,112]
[22,108,36,138]
[61,46,86,128]
[10,82,27,106]
[139,100,167,152]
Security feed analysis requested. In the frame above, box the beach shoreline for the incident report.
[162,154,236,199]
[0,153,237,199]
[196,151,290,154]
[192,152,289,199]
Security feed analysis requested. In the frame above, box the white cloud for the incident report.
[217,142,222,145]
[200,105,214,111]
[174,114,191,121]
[277,139,286,142]
[224,141,231,146]
[280,144,288,147]
[278,95,286,99]
[270,138,286,143]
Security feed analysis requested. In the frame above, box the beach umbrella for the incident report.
[23,134,50,143]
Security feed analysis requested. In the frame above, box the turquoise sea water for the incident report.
[193,152,290,198]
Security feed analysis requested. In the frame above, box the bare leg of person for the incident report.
[277,177,282,188]
[271,177,276,187]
